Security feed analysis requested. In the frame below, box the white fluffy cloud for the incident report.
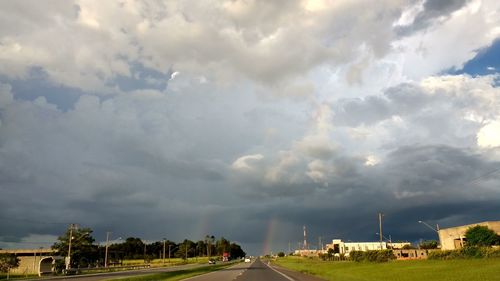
[232,154,264,171]
[477,120,500,148]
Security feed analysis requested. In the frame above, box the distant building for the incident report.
[393,249,438,260]
[389,242,412,249]
[438,221,500,250]
[0,248,61,276]
[293,249,321,257]
[325,239,387,256]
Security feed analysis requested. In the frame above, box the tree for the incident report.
[196,240,207,257]
[229,243,246,259]
[327,248,334,260]
[419,240,438,249]
[0,254,19,273]
[176,239,196,259]
[52,225,98,268]
[215,237,231,256]
[277,252,285,257]
[465,225,500,247]
[205,235,215,257]
[113,237,145,259]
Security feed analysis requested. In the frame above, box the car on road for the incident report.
[208,259,216,264]
[244,258,251,262]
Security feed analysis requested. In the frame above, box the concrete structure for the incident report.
[393,249,439,260]
[438,221,500,250]
[325,239,387,256]
[0,248,61,276]
[389,242,412,249]
[293,249,321,257]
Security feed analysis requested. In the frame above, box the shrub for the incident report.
[0,254,20,273]
[483,247,500,258]
[349,251,365,262]
[429,249,464,260]
[349,250,395,262]
[419,240,438,249]
[465,226,500,247]
[428,246,500,260]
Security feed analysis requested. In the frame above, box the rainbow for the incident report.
[262,217,278,255]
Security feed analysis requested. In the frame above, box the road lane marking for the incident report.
[181,263,245,281]
[266,263,295,281]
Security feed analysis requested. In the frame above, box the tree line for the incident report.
[50,226,245,269]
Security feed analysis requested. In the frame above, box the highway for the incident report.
[22,263,212,281]
[23,259,325,281]
[185,258,325,281]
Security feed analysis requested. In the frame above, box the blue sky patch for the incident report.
[110,62,170,92]
[451,38,500,76]
[0,67,84,111]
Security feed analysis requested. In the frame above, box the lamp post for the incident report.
[66,224,89,271]
[376,233,392,248]
[418,220,440,245]
[168,244,172,263]
[378,212,384,249]
[105,234,121,268]
[163,239,166,265]
[104,232,110,268]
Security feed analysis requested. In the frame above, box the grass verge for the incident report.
[273,256,500,281]
[105,263,232,281]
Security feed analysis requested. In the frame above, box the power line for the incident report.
[467,167,500,184]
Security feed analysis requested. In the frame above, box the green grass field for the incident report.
[273,256,500,281]
[105,263,231,281]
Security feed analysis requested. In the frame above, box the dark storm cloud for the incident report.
[396,0,469,36]
[333,82,432,126]
[231,144,500,252]
[1,1,500,255]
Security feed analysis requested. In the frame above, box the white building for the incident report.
[325,239,387,256]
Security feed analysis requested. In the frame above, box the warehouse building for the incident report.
[438,221,500,250]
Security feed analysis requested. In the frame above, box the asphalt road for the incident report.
[22,259,325,281]
[22,263,211,281]
[185,259,325,281]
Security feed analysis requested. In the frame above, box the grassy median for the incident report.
[273,256,500,281]
[105,263,232,281]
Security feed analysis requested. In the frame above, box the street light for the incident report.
[418,221,439,232]
[163,239,167,265]
[168,245,178,263]
[376,233,392,248]
[418,220,441,245]
[105,233,122,268]
[66,224,90,271]
[168,244,172,263]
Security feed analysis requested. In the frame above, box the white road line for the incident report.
[266,263,295,281]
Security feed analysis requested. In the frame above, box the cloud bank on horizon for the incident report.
[1,0,499,254]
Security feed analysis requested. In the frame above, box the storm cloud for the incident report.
[1,0,499,255]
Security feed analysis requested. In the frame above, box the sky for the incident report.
[0,0,499,255]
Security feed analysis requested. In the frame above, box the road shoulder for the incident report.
[269,264,326,281]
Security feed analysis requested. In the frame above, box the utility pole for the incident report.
[378,213,384,249]
[303,225,307,250]
[163,239,166,265]
[105,232,111,268]
[66,224,75,271]
[168,244,172,263]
